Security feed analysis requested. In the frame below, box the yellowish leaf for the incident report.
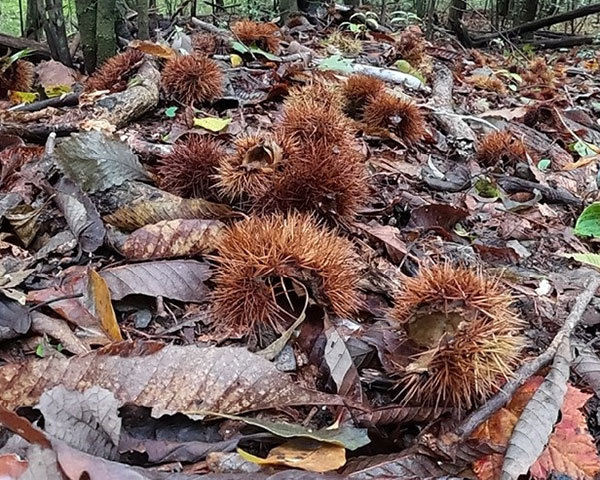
[230,54,243,67]
[193,116,232,132]
[87,269,122,341]
[238,439,346,473]
[10,91,38,104]
[562,155,599,171]
[44,84,72,98]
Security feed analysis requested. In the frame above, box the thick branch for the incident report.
[0,32,51,59]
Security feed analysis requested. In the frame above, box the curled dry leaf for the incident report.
[120,219,225,260]
[0,341,346,415]
[342,451,460,479]
[129,40,176,59]
[103,197,241,232]
[100,259,211,302]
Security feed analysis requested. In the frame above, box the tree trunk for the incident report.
[279,0,298,22]
[42,0,73,66]
[96,0,117,66]
[75,0,97,72]
[136,0,149,39]
[520,0,539,24]
[448,0,466,32]
[25,0,44,40]
[416,0,427,17]
[345,0,360,7]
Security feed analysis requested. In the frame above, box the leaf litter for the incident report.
[2,8,600,480]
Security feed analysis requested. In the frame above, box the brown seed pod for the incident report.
[522,57,554,85]
[215,134,288,204]
[476,131,530,168]
[362,92,425,143]
[342,74,386,118]
[85,50,145,93]
[396,27,426,67]
[231,20,281,53]
[0,60,34,94]
[212,212,362,341]
[281,85,356,147]
[161,55,224,105]
[390,264,524,411]
[269,141,369,219]
[156,135,225,199]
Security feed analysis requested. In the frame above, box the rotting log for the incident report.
[0,32,51,59]
[428,63,477,143]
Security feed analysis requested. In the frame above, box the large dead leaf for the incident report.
[38,386,121,460]
[0,453,27,479]
[0,295,31,340]
[121,219,225,260]
[35,60,78,89]
[54,131,150,193]
[323,318,362,401]
[473,375,600,480]
[502,337,571,480]
[100,260,211,302]
[342,451,459,479]
[239,439,346,473]
[0,341,345,415]
[104,197,241,232]
[573,341,600,398]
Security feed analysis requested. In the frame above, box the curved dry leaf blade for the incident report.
[54,131,149,193]
[121,219,225,260]
[323,319,362,401]
[103,197,241,232]
[573,341,600,398]
[501,336,571,480]
[129,40,176,59]
[87,269,121,341]
[239,439,346,473]
[53,178,105,253]
[38,386,121,460]
[0,342,345,415]
[100,260,211,302]
[200,413,370,451]
[342,451,460,479]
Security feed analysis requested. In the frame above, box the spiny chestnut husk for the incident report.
[390,264,524,411]
[156,135,225,199]
[231,20,280,53]
[396,27,426,67]
[211,212,362,341]
[476,131,529,168]
[269,141,369,219]
[161,55,224,105]
[281,85,356,147]
[0,60,34,94]
[287,81,346,112]
[362,92,425,143]
[215,134,289,204]
[342,74,386,118]
[522,58,554,85]
[191,32,218,55]
[85,49,144,93]
[468,75,506,94]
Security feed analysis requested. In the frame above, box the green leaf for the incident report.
[474,177,500,198]
[10,91,38,104]
[164,106,178,118]
[232,41,250,54]
[537,159,551,171]
[575,203,600,237]
[231,41,281,61]
[195,412,370,451]
[45,84,71,98]
[571,139,595,157]
[36,342,45,358]
[318,54,353,73]
[193,116,232,132]
[394,60,426,83]
[562,253,600,269]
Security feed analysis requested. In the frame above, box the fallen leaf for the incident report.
[87,269,121,341]
[0,341,346,415]
[0,453,28,479]
[0,295,31,340]
[30,312,90,355]
[54,131,150,193]
[239,439,346,473]
[38,386,121,460]
[408,204,468,232]
[104,197,240,232]
[129,40,176,59]
[120,219,225,260]
[100,259,211,302]
[342,451,460,479]
[53,177,106,253]
[35,60,78,90]
[193,116,232,132]
[323,318,362,400]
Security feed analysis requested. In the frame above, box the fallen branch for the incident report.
[0,33,51,60]
[350,63,427,91]
[445,275,600,445]
[13,92,80,113]
[428,63,476,143]
[496,176,582,207]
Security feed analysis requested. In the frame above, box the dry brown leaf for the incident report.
[0,341,345,415]
[87,269,121,342]
[0,453,28,479]
[104,197,241,232]
[121,219,225,260]
[239,439,346,473]
[129,40,177,59]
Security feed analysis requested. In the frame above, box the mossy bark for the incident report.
[96,0,117,66]
[75,0,97,72]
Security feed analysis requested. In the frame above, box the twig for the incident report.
[28,293,84,312]
[451,274,600,442]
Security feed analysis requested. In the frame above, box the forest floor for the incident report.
[1,12,600,480]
